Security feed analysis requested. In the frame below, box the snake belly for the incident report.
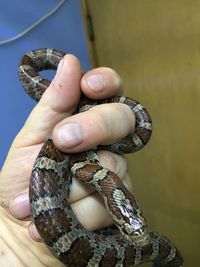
[18,48,184,267]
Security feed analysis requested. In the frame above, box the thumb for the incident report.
[15,54,82,147]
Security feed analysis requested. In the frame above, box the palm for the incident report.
[0,142,43,210]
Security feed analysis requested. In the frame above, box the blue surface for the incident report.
[0,0,90,168]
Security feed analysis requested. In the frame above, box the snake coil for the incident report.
[19,48,183,267]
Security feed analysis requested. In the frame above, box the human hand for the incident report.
[0,55,135,266]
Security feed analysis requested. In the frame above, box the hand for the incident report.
[0,55,135,266]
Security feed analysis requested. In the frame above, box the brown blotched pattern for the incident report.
[18,48,183,267]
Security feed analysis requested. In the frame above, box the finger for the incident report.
[9,189,30,219]
[29,223,41,241]
[28,191,113,242]
[28,173,133,242]
[14,54,82,147]
[70,154,132,231]
[81,67,123,99]
[19,152,132,240]
[52,102,135,153]
[70,174,133,231]
[69,151,129,202]
[9,151,129,219]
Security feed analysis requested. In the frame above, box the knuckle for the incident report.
[91,102,134,144]
[98,151,128,179]
[90,106,113,140]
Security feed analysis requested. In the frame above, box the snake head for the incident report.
[111,188,149,245]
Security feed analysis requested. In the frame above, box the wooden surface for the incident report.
[82,1,200,266]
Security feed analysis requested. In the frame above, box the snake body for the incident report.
[19,48,183,267]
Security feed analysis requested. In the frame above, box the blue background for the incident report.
[0,0,90,168]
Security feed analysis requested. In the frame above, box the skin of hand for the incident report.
[0,55,135,266]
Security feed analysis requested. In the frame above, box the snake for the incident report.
[18,48,183,267]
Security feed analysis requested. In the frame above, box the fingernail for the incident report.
[57,122,84,148]
[54,58,64,79]
[10,193,30,219]
[85,74,106,91]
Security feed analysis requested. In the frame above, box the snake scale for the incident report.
[18,48,183,267]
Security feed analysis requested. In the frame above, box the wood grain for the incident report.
[82,1,200,266]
